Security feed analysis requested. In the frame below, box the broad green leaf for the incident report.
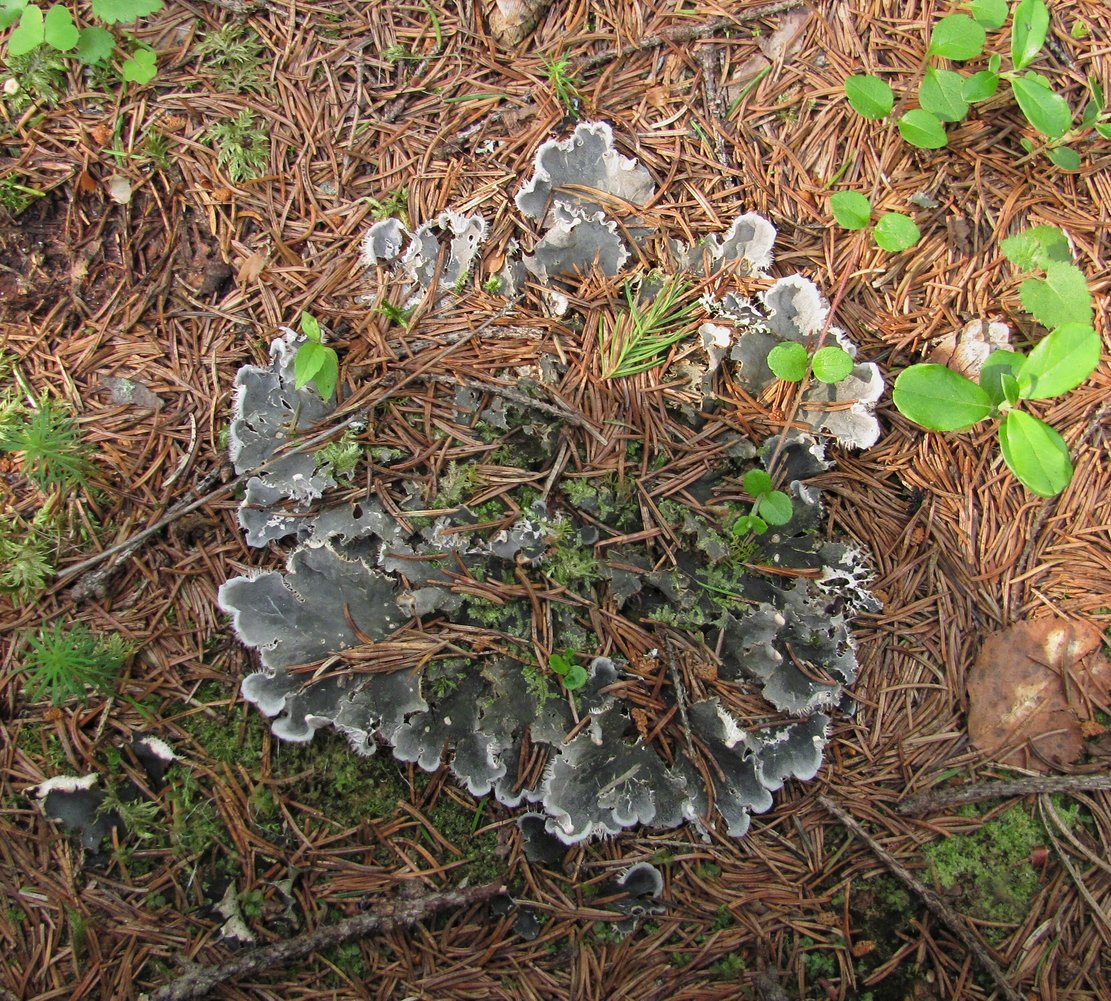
[300,311,321,342]
[811,345,854,383]
[892,364,993,431]
[749,515,768,535]
[767,341,809,382]
[310,349,339,400]
[121,46,156,83]
[742,468,773,497]
[920,67,969,122]
[1019,262,1092,327]
[562,664,588,690]
[979,349,1026,405]
[1080,100,1100,128]
[998,409,1072,496]
[873,213,921,252]
[1001,372,1021,406]
[1000,225,1071,270]
[1046,146,1080,170]
[1011,74,1072,138]
[962,70,999,102]
[758,490,793,526]
[42,3,76,49]
[90,0,163,25]
[844,74,894,119]
[988,53,1002,74]
[294,342,326,388]
[1016,323,1101,398]
[898,109,948,148]
[731,514,754,536]
[1012,0,1050,69]
[927,14,986,60]
[830,190,872,230]
[967,0,1007,29]
[1097,122,1111,140]
[76,25,114,63]
[7,4,44,55]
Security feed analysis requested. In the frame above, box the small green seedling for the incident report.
[732,468,793,537]
[204,110,270,183]
[2,0,162,85]
[767,340,856,384]
[548,649,588,691]
[0,391,94,493]
[892,225,1099,496]
[543,55,582,118]
[293,312,339,400]
[843,0,1111,168]
[830,191,922,252]
[376,301,417,328]
[20,621,132,705]
[600,274,699,379]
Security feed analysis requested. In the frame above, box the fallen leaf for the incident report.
[236,249,267,284]
[75,170,97,195]
[758,10,812,62]
[930,319,1011,380]
[967,618,1111,772]
[90,123,111,146]
[107,174,132,204]
[101,376,163,409]
[488,0,553,47]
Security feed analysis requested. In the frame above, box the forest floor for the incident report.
[1,1,1110,999]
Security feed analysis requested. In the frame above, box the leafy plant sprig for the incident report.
[844,0,1111,169]
[767,340,855,385]
[2,0,162,84]
[0,391,95,493]
[20,621,132,705]
[892,225,1100,496]
[293,312,339,400]
[731,469,793,537]
[600,274,699,379]
[543,55,581,118]
[548,649,588,691]
[829,191,922,252]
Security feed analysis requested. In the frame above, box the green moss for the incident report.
[424,793,502,884]
[708,953,745,978]
[547,540,600,589]
[923,803,1048,944]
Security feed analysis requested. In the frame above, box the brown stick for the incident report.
[898,771,1111,816]
[818,796,1024,1001]
[580,2,808,71]
[142,881,505,1001]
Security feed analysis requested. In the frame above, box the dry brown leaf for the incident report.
[929,319,1010,380]
[966,618,1111,772]
[236,249,267,284]
[758,9,812,62]
[488,0,553,47]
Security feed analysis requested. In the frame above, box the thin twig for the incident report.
[818,796,1024,1001]
[142,881,505,1001]
[580,2,807,71]
[898,772,1111,816]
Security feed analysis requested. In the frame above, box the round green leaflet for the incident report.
[830,190,872,230]
[43,4,79,51]
[1011,75,1072,139]
[898,110,948,149]
[1016,323,1101,400]
[757,490,793,526]
[873,213,921,252]
[742,468,773,497]
[767,341,809,382]
[892,364,993,431]
[927,14,986,61]
[1011,0,1050,69]
[919,68,969,123]
[844,75,894,119]
[998,409,1072,497]
[811,345,854,383]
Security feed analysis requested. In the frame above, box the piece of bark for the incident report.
[488,0,553,47]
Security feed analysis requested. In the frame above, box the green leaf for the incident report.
[121,46,156,83]
[873,213,921,252]
[7,4,44,55]
[962,70,999,102]
[927,14,986,60]
[294,342,326,388]
[1016,323,1101,399]
[1019,262,1092,327]
[1010,74,1072,138]
[998,409,1072,496]
[0,0,28,31]
[967,0,1008,30]
[1011,0,1050,69]
[758,490,793,526]
[1096,122,1111,140]
[811,345,854,383]
[1046,146,1081,170]
[830,190,872,230]
[549,651,572,675]
[90,0,163,25]
[42,3,76,49]
[979,349,1026,405]
[1000,225,1071,270]
[742,468,773,497]
[76,25,114,63]
[310,349,339,400]
[892,364,993,431]
[767,341,809,382]
[1087,75,1104,113]
[844,74,894,119]
[562,664,588,690]
[920,68,970,122]
[749,515,768,535]
[988,53,1002,74]
[898,109,948,148]
[300,311,321,342]
[1000,372,1021,406]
